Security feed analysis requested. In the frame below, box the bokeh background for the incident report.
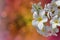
[0,0,60,40]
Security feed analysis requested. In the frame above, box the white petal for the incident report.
[50,19,54,24]
[50,15,58,24]
[47,3,51,9]
[53,10,58,16]
[52,24,57,29]
[33,11,38,19]
[55,0,60,6]
[32,20,39,26]
[58,17,60,22]
[55,28,59,33]
[45,26,51,32]
[38,22,44,30]
[42,17,48,22]
[52,15,58,19]
[44,4,47,9]
[39,10,45,17]
[37,29,47,37]
[57,23,60,26]
[37,29,44,35]
[47,12,51,19]
[49,12,54,18]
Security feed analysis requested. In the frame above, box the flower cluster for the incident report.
[31,0,60,37]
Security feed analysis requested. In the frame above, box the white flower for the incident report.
[50,15,60,29]
[36,25,48,37]
[55,0,60,6]
[44,26,59,36]
[51,28,59,36]
[37,26,55,37]
[32,10,48,37]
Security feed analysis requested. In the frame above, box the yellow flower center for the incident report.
[37,17,43,21]
[54,20,58,24]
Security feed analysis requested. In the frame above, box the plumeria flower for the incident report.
[51,27,59,36]
[50,9,60,29]
[51,0,57,7]
[37,26,51,37]
[42,25,58,36]
[37,25,58,37]
[55,0,60,6]
[55,0,60,10]
[50,15,60,29]
[50,15,60,36]
[32,10,48,36]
